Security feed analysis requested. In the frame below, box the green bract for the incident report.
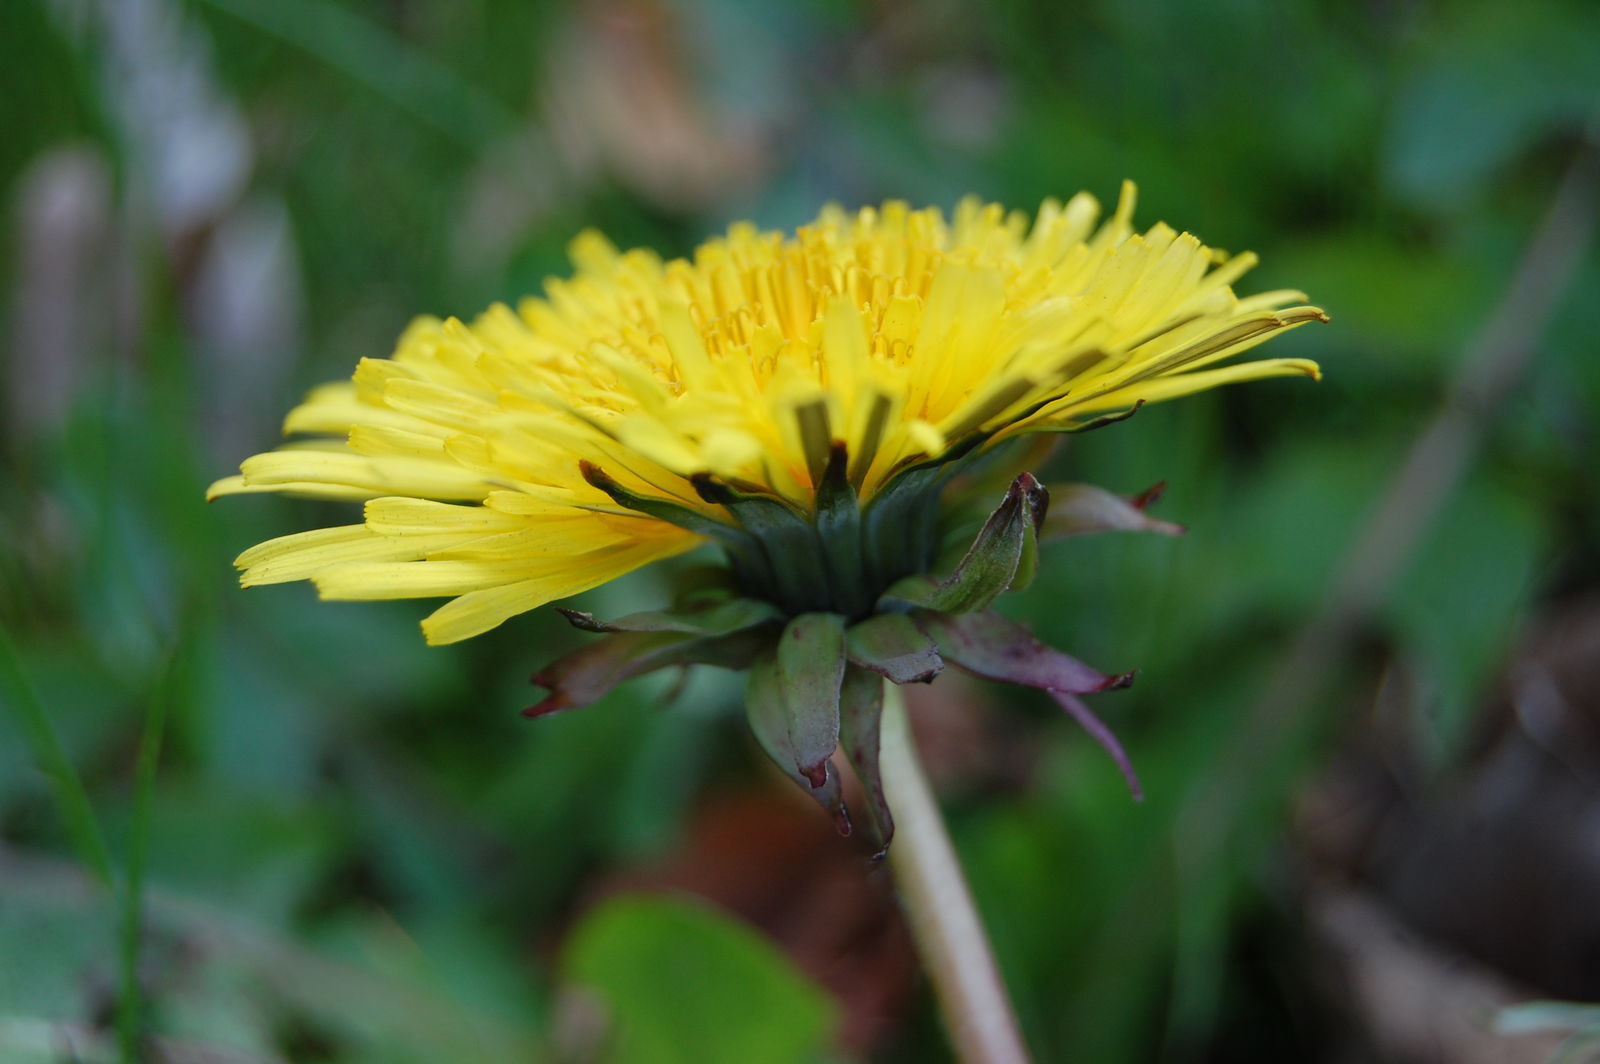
[530,464,1182,856]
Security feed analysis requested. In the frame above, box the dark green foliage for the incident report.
[2,0,1595,1060]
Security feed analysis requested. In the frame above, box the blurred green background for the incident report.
[2,0,1598,1061]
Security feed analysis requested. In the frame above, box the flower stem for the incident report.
[878,682,1032,1064]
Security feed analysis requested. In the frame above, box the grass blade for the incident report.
[0,623,117,888]
[117,649,176,1063]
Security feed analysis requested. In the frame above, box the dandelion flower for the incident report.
[213,183,1325,847]
[213,182,1323,642]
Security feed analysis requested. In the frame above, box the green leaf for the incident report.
[1385,474,1547,766]
[1384,4,1600,210]
[563,894,836,1064]
[0,625,117,889]
[881,473,1048,613]
[196,0,519,147]
[845,613,943,684]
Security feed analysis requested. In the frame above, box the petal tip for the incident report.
[205,474,246,501]
[800,760,829,789]
[1130,481,1166,509]
[1101,670,1137,692]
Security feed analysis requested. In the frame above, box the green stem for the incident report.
[878,682,1032,1064]
[119,653,173,1063]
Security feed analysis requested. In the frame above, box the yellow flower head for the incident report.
[211,183,1325,644]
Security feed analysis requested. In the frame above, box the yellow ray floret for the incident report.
[212,183,1326,642]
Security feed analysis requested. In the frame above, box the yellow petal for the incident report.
[1064,358,1322,419]
[420,536,698,644]
[237,526,474,586]
[314,560,530,600]
[362,497,529,535]
[238,451,496,501]
[209,475,383,503]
